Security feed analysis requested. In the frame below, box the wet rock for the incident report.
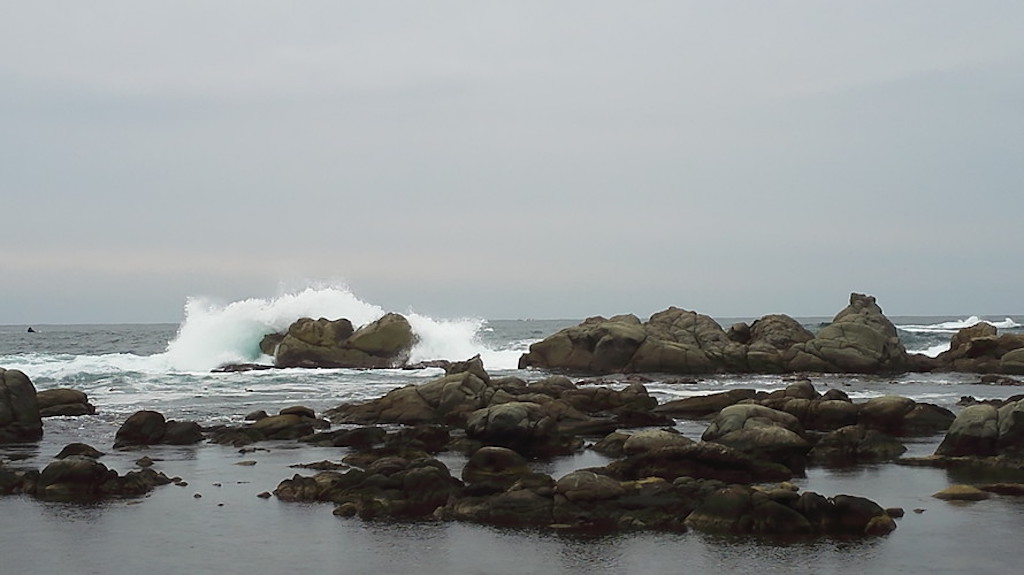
[114,410,167,448]
[685,486,896,536]
[55,443,105,459]
[808,425,907,466]
[36,388,96,417]
[653,389,757,418]
[0,368,43,443]
[274,313,416,369]
[603,442,792,484]
[621,429,694,455]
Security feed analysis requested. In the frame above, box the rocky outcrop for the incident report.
[701,404,811,474]
[36,388,96,417]
[519,294,912,375]
[209,406,327,447]
[684,486,896,536]
[272,448,894,536]
[0,368,43,443]
[1,444,173,501]
[273,313,417,369]
[784,294,911,374]
[326,358,662,458]
[935,322,1024,374]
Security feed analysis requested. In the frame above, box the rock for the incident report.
[784,293,911,374]
[162,421,204,445]
[327,370,493,426]
[808,425,907,466]
[603,442,792,484]
[35,456,173,501]
[55,443,105,459]
[465,401,572,457]
[114,410,167,448]
[933,485,991,501]
[520,294,912,375]
[555,470,626,502]
[702,404,810,473]
[684,486,895,536]
[935,404,1000,457]
[274,314,416,369]
[622,429,694,455]
[244,410,269,421]
[280,405,316,419]
[936,323,1024,373]
[0,368,43,443]
[250,414,314,440]
[36,388,96,417]
[36,456,114,500]
[276,456,461,519]
[461,446,532,493]
[654,389,758,418]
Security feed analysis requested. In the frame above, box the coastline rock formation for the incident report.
[0,443,173,501]
[0,368,43,443]
[934,322,1024,374]
[268,313,416,369]
[519,293,912,375]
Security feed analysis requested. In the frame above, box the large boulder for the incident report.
[114,410,167,448]
[327,370,495,426]
[465,401,575,457]
[808,425,907,466]
[702,404,811,474]
[603,442,793,484]
[274,313,416,369]
[935,322,1024,373]
[36,388,96,417]
[0,368,42,443]
[784,293,911,374]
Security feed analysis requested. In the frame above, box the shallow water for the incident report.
[4,315,1024,574]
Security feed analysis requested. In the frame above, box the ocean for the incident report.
[2,287,1023,574]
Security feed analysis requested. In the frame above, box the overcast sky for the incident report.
[2,1,1022,324]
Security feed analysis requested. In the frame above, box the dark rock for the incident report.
[55,443,105,459]
[461,446,532,494]
[808,425,907,466]
[0,368,43,443]
[603,443,792,484]
[36,388,96,417]
[654,389,757,418]
[162,421,204,445]
[114,410,167,448]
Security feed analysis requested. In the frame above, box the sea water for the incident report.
[2,287,1023,574]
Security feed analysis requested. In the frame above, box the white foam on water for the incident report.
[898,316,1022,334]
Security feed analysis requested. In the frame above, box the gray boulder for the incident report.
[784,293,911,373]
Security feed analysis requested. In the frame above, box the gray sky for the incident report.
[2,1,1022,324]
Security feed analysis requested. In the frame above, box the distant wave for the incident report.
[897,316,1021,334]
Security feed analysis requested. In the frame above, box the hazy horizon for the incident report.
[3,2,1022,324]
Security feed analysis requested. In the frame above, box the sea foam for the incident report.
[158,286,514,372]
[897,316,1022,334]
